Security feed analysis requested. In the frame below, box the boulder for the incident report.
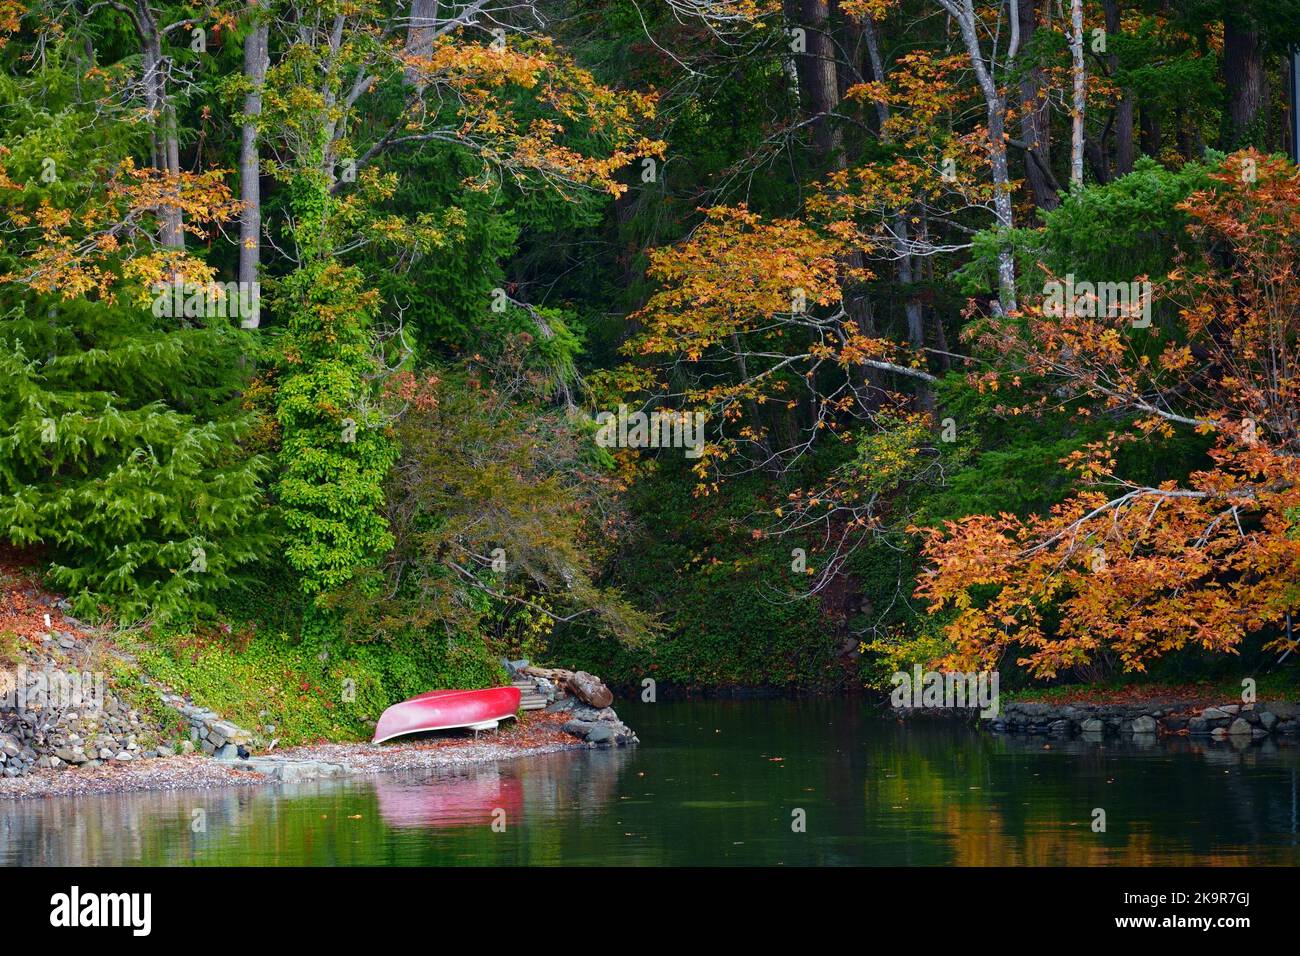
[1201,707,1231,720]
[1131,715,1158,735]
[586,723,615,745]
[1080,718,1105,734]
[567,671,613,709]
[562,720,596,739]
[1259,711,1279,731]
[1227,717,1252,737]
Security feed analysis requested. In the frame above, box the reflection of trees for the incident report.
[1,706,1298,866]
[0,751,635,866]
[873,729,1300,866]
[0,786,267,867]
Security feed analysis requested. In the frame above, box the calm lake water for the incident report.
[4,698,1300,866]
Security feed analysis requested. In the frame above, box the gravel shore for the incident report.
[0,715,583,800]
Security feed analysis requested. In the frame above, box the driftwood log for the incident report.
[521,666,613,708]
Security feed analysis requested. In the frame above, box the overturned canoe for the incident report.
[372,687,522,744]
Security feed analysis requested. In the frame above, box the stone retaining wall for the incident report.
[987,700,1300,739]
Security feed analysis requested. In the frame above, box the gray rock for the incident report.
[1228,717,1252,737]
[1220,704,1240,715]
[1131,715,1158,734]
[562,720,596,738]
[1201,707,1231,719]
[0,733,20,758]
[571,705,618,723]
[213,743,240,761]
[1259,711,1278,731]
[586,723,615,744]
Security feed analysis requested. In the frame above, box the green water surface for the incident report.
[4,698,1299,866]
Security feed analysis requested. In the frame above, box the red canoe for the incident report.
[372,687,522,744]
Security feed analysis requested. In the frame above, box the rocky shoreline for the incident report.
[988,699,1300,740]
[509,662,640,747]
[0,603,636,798]
[0,721,585,799]
[888,691,1300,745]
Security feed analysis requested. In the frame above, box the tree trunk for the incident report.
[404,0,439,87]
[1018,0,1058,209]
[238,0,269,327]
[136,3,184,250]
[1140,106,1161,157]
[1103,0,1134,175]
[786,0,843,163]
[1223,17,1266,148]
[939,0,1016,313]
[1068,0,1086,188]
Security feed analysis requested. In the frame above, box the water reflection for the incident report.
[1,701,1297,866]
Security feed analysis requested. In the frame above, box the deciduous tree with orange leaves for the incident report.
[917,151,1300,677]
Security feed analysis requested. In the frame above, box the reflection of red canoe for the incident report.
[374,771,524,828]
[372,687,522,744]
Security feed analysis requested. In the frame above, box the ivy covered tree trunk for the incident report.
[274,171,397,598]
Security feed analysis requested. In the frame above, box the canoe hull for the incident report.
[372,687,522,744]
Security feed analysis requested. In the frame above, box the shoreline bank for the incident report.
[0,714,587,800]
[892,693,1300,742]
[988,698,1300,740]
